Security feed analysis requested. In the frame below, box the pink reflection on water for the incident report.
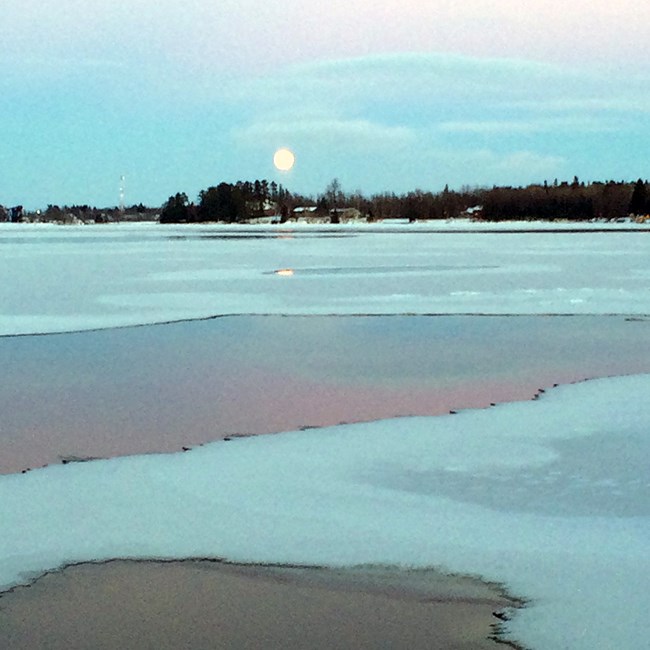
[3,316,650,475]
[0,366,634,476]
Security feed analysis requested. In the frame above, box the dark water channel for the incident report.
[1,315,649,474]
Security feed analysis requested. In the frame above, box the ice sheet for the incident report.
[2,222,650,649]
[1,374,649,649]
[1,223,649,335]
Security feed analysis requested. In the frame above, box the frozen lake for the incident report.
[2,314,650,475]
[1,222,649,335]
[1,223,650,650]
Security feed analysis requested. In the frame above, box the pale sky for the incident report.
[2,0,649,208]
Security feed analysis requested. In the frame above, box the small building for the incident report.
[462,205,484,220]
[292,206,318,218]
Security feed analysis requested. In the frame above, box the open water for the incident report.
[2,314,649,474]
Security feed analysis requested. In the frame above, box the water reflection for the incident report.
[168,231,355,241]
[267,265,499,276]
[1,315,649,474]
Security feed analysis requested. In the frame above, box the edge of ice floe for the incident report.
[0,556,529,649]
[1,311,649,339]
[4,371,650,649]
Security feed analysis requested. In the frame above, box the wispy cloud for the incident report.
[234,118,416,149]
[224,50,649,125]
[4,0,650,76]
[385,146,568,192]
[473,149,567,178]
[438,116,619,135]
[224,51,637,189]
[507,96,650,115]
[1,41,646,205]
[227,52,571,107]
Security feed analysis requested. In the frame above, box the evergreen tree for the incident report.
[198,183,248,222]
[159,193,189,223]
[629,179,647,215]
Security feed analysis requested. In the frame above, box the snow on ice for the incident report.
[1,375,649,649]
[0,222,649,336]
[1,223,649,649]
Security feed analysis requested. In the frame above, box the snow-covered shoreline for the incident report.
[2,218,650,231]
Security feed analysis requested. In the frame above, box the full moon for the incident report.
[273,148,295,171]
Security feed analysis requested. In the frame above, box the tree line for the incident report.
[8,177,648,224]
[160,177,649,224]
[482,178,649,222]
[160,180,295,224]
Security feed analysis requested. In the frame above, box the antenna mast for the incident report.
[119,175,126,213]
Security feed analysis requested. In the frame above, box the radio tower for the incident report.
[119,175,126,213]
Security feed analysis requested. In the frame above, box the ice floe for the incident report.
[1,223,649,335]
[1,374,649,649]
[2,222,650,649]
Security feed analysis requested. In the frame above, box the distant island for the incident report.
[2,177,649,225]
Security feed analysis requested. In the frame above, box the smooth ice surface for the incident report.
[1,374,650,650]
[1,222,650,335]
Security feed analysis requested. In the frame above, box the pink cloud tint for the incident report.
[3,0,650,74]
